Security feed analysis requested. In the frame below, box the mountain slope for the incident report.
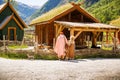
[87,0,120,23]
[0,1,37,21]
[26,0,78,24]
[15,2,37,20]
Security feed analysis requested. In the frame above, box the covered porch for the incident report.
[54,21,120,48]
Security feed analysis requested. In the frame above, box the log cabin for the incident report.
[0,2,27,41]
[30,2,120,48]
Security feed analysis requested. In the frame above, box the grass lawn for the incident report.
[8,44,28,49]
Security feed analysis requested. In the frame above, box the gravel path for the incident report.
[0,58,120,80]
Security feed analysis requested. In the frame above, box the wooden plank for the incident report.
[56,25,64,37]
[108,32,114,39]
[106,32,108,44]
[96,32,101,38]
[74,28,117,32]
[74,31,82,40]
[68,13,71,21]
[54,24,58,38]
[13,16,24,30]
[92,31,97,47]
[70,28,74,36]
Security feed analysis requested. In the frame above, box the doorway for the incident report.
[8,27,16,40]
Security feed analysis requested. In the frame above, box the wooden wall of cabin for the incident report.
[35,23,54,46]
[57,10,95,23]
[35,25,47,44]
[48,22,55,46]
[2,19,24,41]
[0,6,13,23]
[118,31,120,43]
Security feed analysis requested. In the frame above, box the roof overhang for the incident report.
[0,2,27,28]
[0,14,24,30]
[54,21,120,32]
[30,3,100,26]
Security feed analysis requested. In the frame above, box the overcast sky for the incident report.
[15,0,48,7]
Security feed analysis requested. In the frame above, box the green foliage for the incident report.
[86,0,120,23]
[110,17,120,27]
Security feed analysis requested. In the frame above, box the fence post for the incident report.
[34,35,38,54]
[113,37,116,53]
[53,38,55,49]
[3,35,7,52]
[87,35,90,48]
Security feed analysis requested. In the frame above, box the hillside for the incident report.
[26,0,100,24]
[26,0,78,24]
[15,2,37,20]
[110,17,120,27]
[28,0,120,25]
[87,0,120,23]
[0,0,37,21]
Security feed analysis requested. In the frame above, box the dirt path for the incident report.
[0,58,120,80]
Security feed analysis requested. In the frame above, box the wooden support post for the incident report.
[53,38,55,49]
[56,25,64,38]
[91,32,97,48]
[54,24,58,38]
[74,31,82,40]
[70,28,74,36]
[3,35,6,49]
[106,32,109,44]
[35,35,38,54]
[113,32,118,50]
[40,27,42,45]
[87,35,90,48]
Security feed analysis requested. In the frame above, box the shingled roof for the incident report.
[0,2,27,28]
[30,3,99,25]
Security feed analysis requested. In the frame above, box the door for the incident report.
[8,27,16,41]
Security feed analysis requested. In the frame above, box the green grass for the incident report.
[0,52,27,59]
[8,44,28,49]
[30,3,73,25]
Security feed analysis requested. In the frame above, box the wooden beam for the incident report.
[70,28,74,36]
[96,32,101,38]
[56,25,64,37]
[92,31,97,47]
[54,24,58,38]
[73,28,117,32]
[13,16,24,30]
[74,31,82,40]
[108,32,114,39]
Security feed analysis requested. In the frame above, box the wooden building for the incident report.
[0,2,27,41]
[30,2,120,47]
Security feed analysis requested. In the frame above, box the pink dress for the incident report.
[54,34,68,58]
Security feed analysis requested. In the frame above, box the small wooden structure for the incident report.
[30,2,120,47]
[0,2,27,41]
